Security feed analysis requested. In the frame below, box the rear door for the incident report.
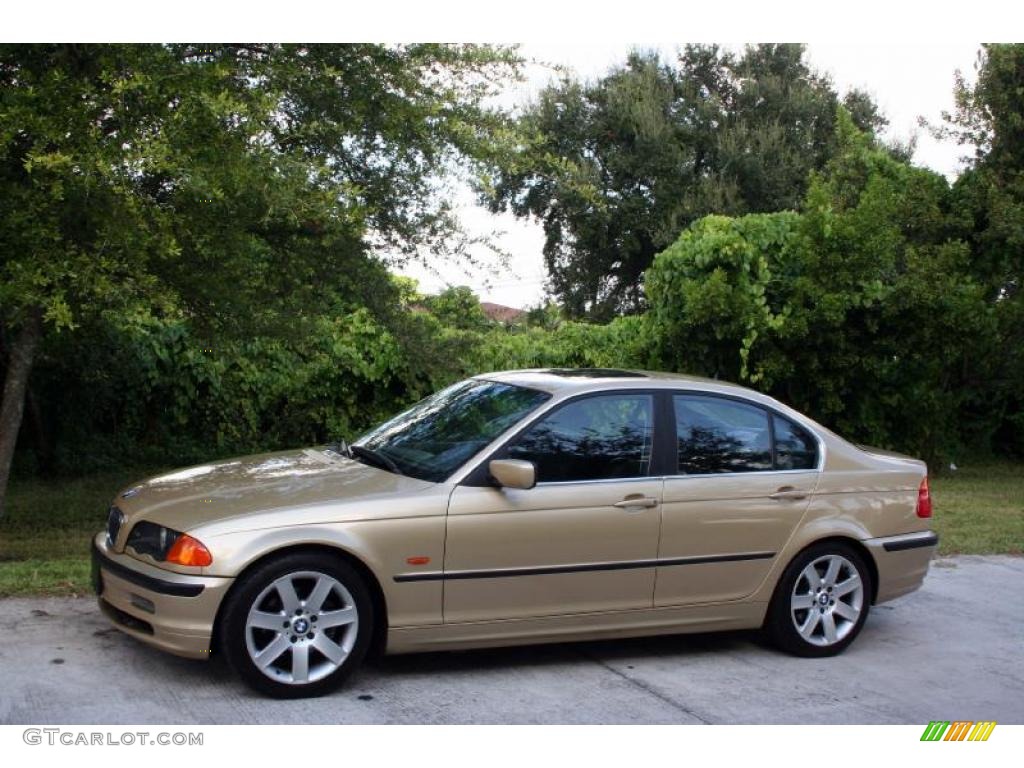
[655,393,821,607]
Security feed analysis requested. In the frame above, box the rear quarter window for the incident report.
[773,414,818,470]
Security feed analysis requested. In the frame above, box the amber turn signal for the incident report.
[165,534,213,567]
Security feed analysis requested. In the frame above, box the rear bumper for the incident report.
[863,530,939,604]
[91,533,233,660]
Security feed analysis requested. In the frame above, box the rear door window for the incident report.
[673,395,772,474]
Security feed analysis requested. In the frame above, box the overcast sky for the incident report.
[397,42,982,309]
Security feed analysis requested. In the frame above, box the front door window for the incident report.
[506,394,654,482]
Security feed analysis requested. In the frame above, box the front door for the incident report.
[444,392,663,623]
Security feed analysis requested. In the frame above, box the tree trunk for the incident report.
[0,309,44,519]
[26,386,55,474]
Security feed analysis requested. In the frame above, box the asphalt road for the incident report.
[1,555,1021,724]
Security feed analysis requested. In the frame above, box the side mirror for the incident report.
[489,459,536,490]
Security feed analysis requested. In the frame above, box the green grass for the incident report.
[930,462,1024,556]
[0,467,164,597]
[0,462,1020,597]
[0,558,92,597]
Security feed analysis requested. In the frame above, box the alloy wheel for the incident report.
[789,554,864,647]
[244,570,359,685]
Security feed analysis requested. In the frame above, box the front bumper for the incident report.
[863,530,939,604]
[91,533,233,660]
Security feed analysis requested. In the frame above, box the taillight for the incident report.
[165,534,213,567]
[916,477,932,518]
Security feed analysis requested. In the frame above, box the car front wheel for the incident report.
[766,542,871,657]
[220,552,373,698]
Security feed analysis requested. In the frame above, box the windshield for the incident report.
[353,379,551,483]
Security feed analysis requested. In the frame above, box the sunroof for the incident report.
[542,368,647,378]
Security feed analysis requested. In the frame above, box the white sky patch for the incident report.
[397,42,982,309]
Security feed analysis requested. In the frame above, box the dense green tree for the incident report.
[6,43,1024,497]
[0,43,520,515]
[645,211,801,383]
[935,44,1024,454]
[933,44,1024,296]
[484,44,885,319]
[646,111,1000,463]
[524,300,564,331]
[423,286,492,331]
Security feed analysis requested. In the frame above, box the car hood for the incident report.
[112,448,435,541]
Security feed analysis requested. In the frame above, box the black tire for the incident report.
[219,551,374,698]
[765,541,872,658]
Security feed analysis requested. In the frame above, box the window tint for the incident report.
[773,414,818,470]
[507,394,654,482]
[674,395,771,474]
[356,380,550,483]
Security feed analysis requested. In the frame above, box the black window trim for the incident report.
[667,389,825,477]
[459,388,673,487]
[455,386,826,487]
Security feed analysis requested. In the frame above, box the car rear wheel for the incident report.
[220,552,373,698]
[766,542,871,657]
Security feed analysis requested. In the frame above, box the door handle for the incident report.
[614,496,659,509]
[769,486,808,501]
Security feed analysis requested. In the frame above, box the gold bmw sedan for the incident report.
[92,368,938,697]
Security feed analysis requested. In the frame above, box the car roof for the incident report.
[475,368,762,398]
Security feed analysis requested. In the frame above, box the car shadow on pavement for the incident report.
[85,598,768,700]
[366,629,767,678]
[106,624,766,696]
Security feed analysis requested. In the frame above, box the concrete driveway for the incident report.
[0,555,1021,724]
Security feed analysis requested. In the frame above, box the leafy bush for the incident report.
[645,112,1013,465]
[11,108,1023,476]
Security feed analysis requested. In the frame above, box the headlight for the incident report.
[125,521,181,561]
[106,506,125,547]
[125,522,213,567]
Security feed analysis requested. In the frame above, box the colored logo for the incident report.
[920,721,996,741]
